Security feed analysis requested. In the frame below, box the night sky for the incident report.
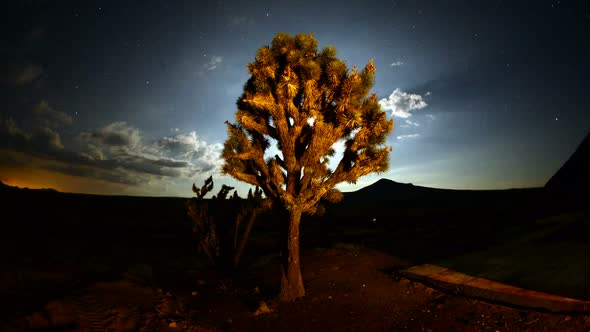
[1,0,589,197]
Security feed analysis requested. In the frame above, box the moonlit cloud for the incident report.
[80,121,142,152]
[203,56,223,72]
[230,16,248,26]
[32,100,73,128]
[401,119,420,128]
[14,63,43,85]
[79,122,223,176]
[0,62,43,86]
[0,100,71,154]
[396,134,420,140]
[1,113,224,188]
[150,131,223,172]
[379,89,428,118]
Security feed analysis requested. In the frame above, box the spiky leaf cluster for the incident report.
[223,33,393,214]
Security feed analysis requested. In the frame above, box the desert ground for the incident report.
[1,181,590,331]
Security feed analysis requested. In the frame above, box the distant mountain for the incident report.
[0,181,58,193]
[545,131,590,192]
[342,178,445,204]
[0,180,16,191]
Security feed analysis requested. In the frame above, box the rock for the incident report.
[111,306,142,332]
[44,300,77,327]
[191,291,198,296]
[27,312,50,329]
[254,301,273,316]
[160,299,181,316]
[424,287,435,296]
[125,264,154,284]
[169,321,177,328]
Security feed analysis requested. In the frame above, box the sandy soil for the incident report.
[4,247,590,332]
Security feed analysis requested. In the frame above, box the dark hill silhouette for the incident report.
[343,178,541,206]
[0,180,58,193]
[334,177,549,228]
[545,131,590,192]
[343,178,442,205]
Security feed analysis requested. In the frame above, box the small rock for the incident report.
[563,315,572,321]
[169,321,177,328]
[116,314,141,332]
[197,280,207,285]
[254,301,273,316]
[27,312,50,329]
[44,301,77,327]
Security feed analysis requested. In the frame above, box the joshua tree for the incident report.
[222,32,393,301]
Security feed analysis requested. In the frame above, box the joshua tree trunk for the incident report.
[280,207,305,301]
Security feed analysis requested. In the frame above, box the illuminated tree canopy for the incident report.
[222,32,393,301]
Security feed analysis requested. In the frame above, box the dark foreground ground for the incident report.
[1,184,590,331]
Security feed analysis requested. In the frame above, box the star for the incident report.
[555,117,559,121]
[266,12,271,17]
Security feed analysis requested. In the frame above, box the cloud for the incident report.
[150,131,224,172]
[15,63,43,85]
[390,61,404,67]
[203,56,223,72]
[35,126,64,150]
[396,134,420,140]
[79,121,142,152]
[0,100,71,154]
[1,109,223,188]
[32,100,73,127]
[0,116,27,139]
[0,62,43,86]
[379,89,428,118]
[77,122,223,180]
[401,119,420,128]
[229,16,247,26]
